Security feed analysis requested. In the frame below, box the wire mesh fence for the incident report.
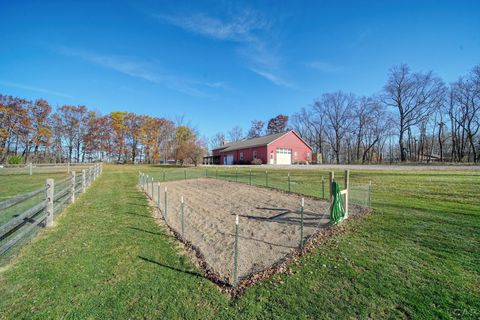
[139,169,371,287]
[0,164,103,264]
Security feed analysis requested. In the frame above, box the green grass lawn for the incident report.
[0,165,478,319]
[0,172,71,228]
[0,172,70,200]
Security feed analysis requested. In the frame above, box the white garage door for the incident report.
[276,148,292,165]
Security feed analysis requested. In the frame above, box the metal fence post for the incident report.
[151,177,154,198]
[329,171,334,203]
[265,170,268,187]
[184,169,187,180]
[249,169,252,185]
[180,196,185,238]
[71,171,76,203]
[164,187,168,221]
[82,169,86,193]
[163,171,166,181]
[300,198,304,249]
[205,168,208,177]
[344,170,350,218]
[288,172,291,192]
[46,179,54,227]
[368,180,372,208]
[322,176,325,199]
[67,162,70,174]
[233,214,239,286]
[216,169,218,179]
[235,168,238,182]
[157,183,160,208]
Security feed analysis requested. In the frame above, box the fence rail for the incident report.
[0,163,103,261]
[0,162,97,176]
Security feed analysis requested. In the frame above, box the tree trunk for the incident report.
[399,128,407,162]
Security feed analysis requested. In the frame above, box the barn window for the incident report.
[253,150,257,159]
[294,151,298,159]
[307,152,311,160]
[239,152,244,161]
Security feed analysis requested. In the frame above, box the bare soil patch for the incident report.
[148,178,366,286]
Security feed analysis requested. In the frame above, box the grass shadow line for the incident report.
[138,256,204,279]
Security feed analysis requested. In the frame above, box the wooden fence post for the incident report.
[46,179,54,227]
[67,162,70,174]
[82,169,86,193]
[71,171,76,203]
[29,163,33,176]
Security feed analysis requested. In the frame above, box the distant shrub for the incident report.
[293,160,308,165]
[251,159,263,165]
[234,160,250,165]
[7,155,24,164]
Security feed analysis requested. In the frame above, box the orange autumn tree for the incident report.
[109,111,128,163]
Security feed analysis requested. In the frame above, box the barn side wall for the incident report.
[219,146,268,164]
[267,131,313,164]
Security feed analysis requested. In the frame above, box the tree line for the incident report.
[214,64,480,163]
[0,97,206,165]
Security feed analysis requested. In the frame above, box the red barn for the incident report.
[207,130,312,165]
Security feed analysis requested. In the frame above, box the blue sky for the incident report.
[1,0,479,137]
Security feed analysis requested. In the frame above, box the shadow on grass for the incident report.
[122,211,152,218]
[126,202,150,208]
[128,226,163,236]
[138,256,204,279]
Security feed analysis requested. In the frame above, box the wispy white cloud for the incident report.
[57,47,224,98]
[156,10,292,88]
[305,61,342,73]
[156,11,267,42]
[0,80,73,98]
[250,68,294,88]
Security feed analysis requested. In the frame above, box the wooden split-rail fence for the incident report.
[0,163,103,258]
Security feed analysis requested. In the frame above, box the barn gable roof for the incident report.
[213,130,311,153]
[213,132,286,152]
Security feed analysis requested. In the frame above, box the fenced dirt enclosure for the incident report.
[143,177,369,287]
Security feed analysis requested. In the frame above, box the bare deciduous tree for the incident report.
[384,64,445,161]
[228,126,243,142]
